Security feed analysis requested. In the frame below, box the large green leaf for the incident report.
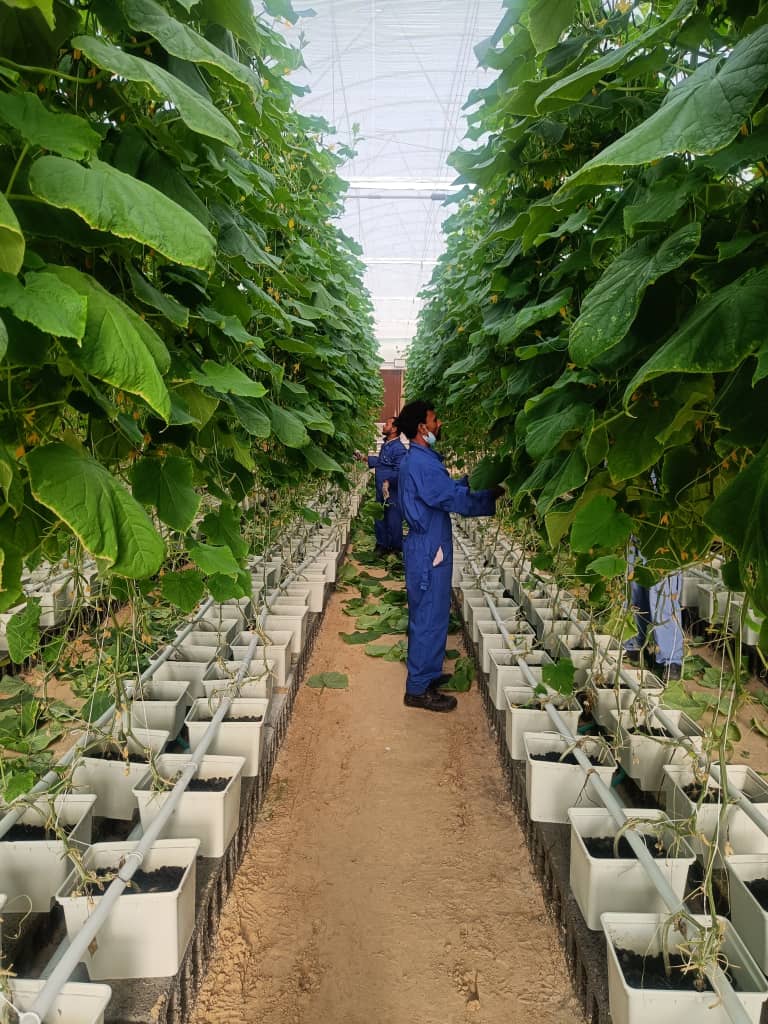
[562,26,768,189]
[121,0,261,95]
[131,455,200,532]
[188,540,240,576]
[570,223,700,365]
[27,443,165,578]
[624,266,768,401]
[498,288,571,346]
[0,194,24,275]
[72,34,240,147]
[527,0,579,53]
[570,495,633,554]
[28,157,216,272]
[302,442,342,473]
[47,266,171,420]
[0,270,86,340]
[160,569,205,613]
[0,91,100,160]
[191,360,267,397]
[2,0,54,28]
[6,598,40,663]
[705,444,768,615]
[266,401,309,448]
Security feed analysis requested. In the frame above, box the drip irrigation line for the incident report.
[454,524,753,1024]
[19,634,262,1024]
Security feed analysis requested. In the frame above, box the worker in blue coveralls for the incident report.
[397,400,504,712]
[623,543,683,681]
[366,417,407,555]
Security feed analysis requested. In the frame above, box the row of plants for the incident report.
[405,0,768,634]
[0,0,381,620]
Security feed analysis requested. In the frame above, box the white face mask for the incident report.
[423,429,437,446]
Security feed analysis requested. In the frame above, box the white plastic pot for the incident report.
[5,979,112,1024]
[230,630,292,686]
[487,649,551,710]
[72,728,169,820]
[126,680,189,738]
[605,707,703,792]
[148,659,208,697]
[262,613,305,656]
[504,687,582,760]
[57,838,199,980]
[202,660,274,700]
[0,793,96,912]
[469,599,519,642]
[726,853,768,975]
[523,732,616,823]
[586,667,663,728]
[601,912,768,1024]
[133,753,245,858]
[662,764,768,862]
[186,697,268,776]
[568,808,694,929]
[477,621,535,674]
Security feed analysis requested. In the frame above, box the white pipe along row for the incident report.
[454,529,753,1024]
[14,504,355,1022]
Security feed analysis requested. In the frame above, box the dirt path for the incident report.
[191,562,584,1024]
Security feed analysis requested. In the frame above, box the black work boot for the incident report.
[428,674,453,692]
[403,690,458,712]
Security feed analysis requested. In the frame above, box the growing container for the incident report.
[725,853,768,975]
[605,707,703,792]
[5,980,112,1024]
[148,659,207,698]
[0,793,96,912]
[72,727,169,820]
[568,808,694,929]
[126,679,189,738]
[262,611,306,657]
[230,630,292,686]
[186,697,269,776]
[202,659,275,700]
[523,732,616,823]
[586,666,663,728]
[662,764,768,862]
[133,753,245,858]
[504,687,582,760]
[477,621,535,674]
[487,649,551,710]
[56,838,199,980]
[601,912,768,1024]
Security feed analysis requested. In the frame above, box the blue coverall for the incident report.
[399,445,497,695]
[367,438,407,550]
[624,544,683,666]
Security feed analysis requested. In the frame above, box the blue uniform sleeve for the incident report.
[417,459,496,517]
[367,455,378,469]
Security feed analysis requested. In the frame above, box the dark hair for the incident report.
[397,399,435,440]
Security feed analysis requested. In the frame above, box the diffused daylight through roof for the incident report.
[284,1,505,364]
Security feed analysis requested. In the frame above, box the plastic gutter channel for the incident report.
[9,496,357,1024]
[454,529,753,1024]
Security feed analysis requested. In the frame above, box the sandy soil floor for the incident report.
[190,563,584,1024]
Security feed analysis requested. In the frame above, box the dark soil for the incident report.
[0,822,75,842]
[187,776,229,792]
[583,833,667,859]
[224,714,263,723]
[628,725,670,738]
[616,948,738,992]
[530,750,605,767]
[682,782,721,804]
[745,877,768,910]
[86,747,149,763]
[78,864,185,896]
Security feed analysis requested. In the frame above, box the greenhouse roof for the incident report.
[286,1,504,362]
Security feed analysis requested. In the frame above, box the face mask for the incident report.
[423,430,437,446]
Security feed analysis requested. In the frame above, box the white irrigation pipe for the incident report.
[454,529,752,1024]
[18,634,261,1024]
[0,597,215,840]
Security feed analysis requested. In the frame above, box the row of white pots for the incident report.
[456,524,768,1022]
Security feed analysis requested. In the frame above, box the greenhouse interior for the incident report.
[1,0,768,1022]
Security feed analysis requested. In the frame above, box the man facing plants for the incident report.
[396,399,504,712]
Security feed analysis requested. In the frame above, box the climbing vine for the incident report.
[0,0,381,609]
[406,0,768,627]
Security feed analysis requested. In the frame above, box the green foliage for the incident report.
[6,597,40,661]
[439,656,474,692]
[0,0,381,601]
[306,671,349,689]
[406,0,768,615]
